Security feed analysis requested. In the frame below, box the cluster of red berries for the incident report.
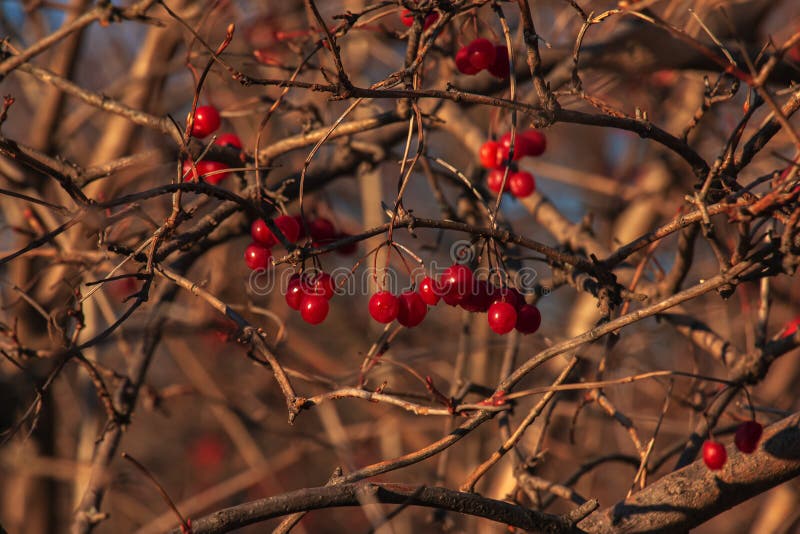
[479,130,545,198]
[364,264,541,335]
[285,271,337,325]
[702,420,763,471]
[183,105,242,185]
[399,6,439,30]
[245,215,356,271]
[455,39,510,79]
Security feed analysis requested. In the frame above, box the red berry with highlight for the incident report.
[734,421,763,454]
[702,440,727,470]
[311,272,336,300]
[509,171,535,198]
[286,274,305,310]
[488,301,517,334]
[244,242,272,270]
[191,105,221,139]
[455,46,480,75]
[182,160,229,184]
[397,291,427,328]
[214,133,243,150]
[521,129,547,156]
[516,304,542,334]
[251,219,276,247]
[369,291,400,323]
[419,276,441,306]
[274,215,301,244]
[300,294,329,325]
[487,169,510,193]
[467,38,496,71]
[479,141,502,169]
[439,264,474,306]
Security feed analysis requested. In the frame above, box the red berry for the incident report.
[461,279,493,313]
[419,276,441,306]
[521,129,547,156]
[300,294,329,325]
[244,242,272,270]
[439,264,474,306]
[334,232,358,255]
[369,291,400,323]
[251,219,276,247]
[488,45,510,79]
[498,132,529,162]
[310,272,335,300]
[516,304,542,334]
[494,286,523,309]
[274,215,302,244]
[286,274,305,310]
[734,421,763,454]
[308,217,336,243]
[397,291,427,328]
[191,105,221,138]
[182,160,230,184]
[455,46,480,75]
[400,9,438,29]
[488,301,517,334]
[467,38,496,71]
[487,169,510,193]
[294,215,308,238]
[781,315,800,338]
[509,171,536,198]
[214,133,243,150]
[702,440,727,470]
[479,141,502,169]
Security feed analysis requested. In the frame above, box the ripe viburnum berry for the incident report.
[487,301,517,334]
[734,421,763,454]
[488,45,510,79]
[487,169,510,194]
[308,217,336,243]
[400,8,438,30]
[369,291,400,323]
[702,440,727,470]
[479,141,502,169]
[286,274,305,310]
[455,46,480,75]
[244,242,271,270]
[521,129,547,156]
[214,133,243,150]
[397,291,427,328]
[182,160,230,184]
[300,294,329,325]
[439,264,474,306]
[418,276,441,306]
[190,105,221,138]
[515,304,542,334]
[509,171,536,198]
[467,38,496,71]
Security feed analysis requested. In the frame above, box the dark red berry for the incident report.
[369,291,400,323]
[397,291,427,328]
[308,217,336,243]
[509,171,535,198]
[191,105,221,138]
[516,304,542,334]
[455,46,480,75]
[214,133,243,150]
[419,276,441,306]
[300,294,329,325]
[286,274,305,310]
[244,242,272,270]
[274,215,301,244]
[401,9,438,29]
[498,132,528,162]
[702,440,727,470]
[479,141,502,169]
[251,219,276,247]
[467,38,496,71]
[521,129,547,156]
[488,45,510,79]
[439,264,474,306]
[494,286,523,309]
[461,279,493,313]
[487,169,510,193]
[294,215,308,238]
[488,301,517,334]
[310,272,336,300]
[734,421,763,454]
[182,160,230,184]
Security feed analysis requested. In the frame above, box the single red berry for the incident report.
[182,160,230,184]
[439,264,474,306]
[461,279,494,313]
[781,316,800,338]
[251,219,276,247]
[467,38,496,71]
[734,421,763,454]
[273,215,301,244]
[702,440,727,470]
[516,304,542,334]
[488,45,510,79]
[400,9,414,27]
[509,171,536,198]
[479,141,502,169]
[310,272,336,300]
[419,276,441,306]
[521,129,547,156]
[214,133,243,150]
[300,294,329,325]
[334,232,358,255]
[369,291,400,323]
[498,132,530,162]
[191,105,221,138]
[423,11,439,29]
[244,242,272,270]
[286,274,305,310]
[294,215,308,238]
[494,286,523,309]
[488,301,517,334]
[455,46,480,75]
[487,169,510,193]
[397,291,427,328]
[308,217,336,243]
